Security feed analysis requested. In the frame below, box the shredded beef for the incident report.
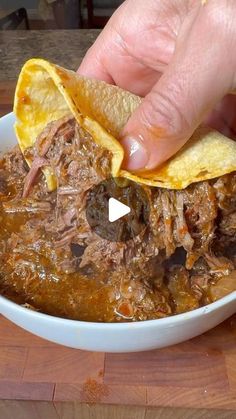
[23,157,47,198]
[0,171,8,196]
[0,115,236,321]
[23,116,219,274]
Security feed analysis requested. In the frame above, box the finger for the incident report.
[120,4,235,171]
[78,24,161,95]
[78,31,115,84]
[77,0,170,95]
[77,1,129,83]
[205,94,236,139]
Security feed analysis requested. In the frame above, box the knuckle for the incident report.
[141,82,190,137]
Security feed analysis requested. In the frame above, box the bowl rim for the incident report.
[1,291,235,330]
[0,112,235,330]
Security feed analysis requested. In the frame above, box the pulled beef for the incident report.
[22,116,220,275]
[23,157,47,198]
[0,115,236,321]
[0,171,8,196]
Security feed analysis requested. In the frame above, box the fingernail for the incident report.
[121,136,149,171]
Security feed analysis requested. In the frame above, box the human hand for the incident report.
[78,0,236,171]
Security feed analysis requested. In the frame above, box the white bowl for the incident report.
[0,112,235,352]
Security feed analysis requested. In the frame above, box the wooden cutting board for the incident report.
[0,314,235,417]
[0,81,236,418]
[0,81,15,117]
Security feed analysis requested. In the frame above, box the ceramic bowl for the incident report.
[0,112,235,352]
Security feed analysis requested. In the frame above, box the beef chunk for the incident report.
[1,116,236,321]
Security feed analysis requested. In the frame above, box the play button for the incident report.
[108,197,130,222]
[85,177,150,242]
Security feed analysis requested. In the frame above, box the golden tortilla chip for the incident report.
[14,58,236,190]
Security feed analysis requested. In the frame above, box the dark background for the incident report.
[0,0,124,30]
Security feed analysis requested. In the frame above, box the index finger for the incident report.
[77,31,115,84]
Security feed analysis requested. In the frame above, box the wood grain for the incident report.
[0,347,28,381]
[23,348,104,383]
[54,383,147,405]
[145,407,236,419]
[0,382,54,401]
[104,350,228,388]
[0,316,57,348]
[0,81,15,117]
[0,30,99,82]
[54,402,146,419]
[0,401,59,419]
[147,386,236,410]
[225,350,236,390]
[0,314,235,410]
[1,401,236,419]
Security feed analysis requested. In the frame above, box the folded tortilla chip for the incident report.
[14,58,236,190]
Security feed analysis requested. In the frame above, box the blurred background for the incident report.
[0,0,124,30]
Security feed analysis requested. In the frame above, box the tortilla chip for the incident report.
[14,58,236,190]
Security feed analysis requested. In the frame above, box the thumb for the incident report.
[120,20,233,171]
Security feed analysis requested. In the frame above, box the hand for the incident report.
[78,0,236,171]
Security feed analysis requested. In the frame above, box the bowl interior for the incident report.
[0,112,235,330]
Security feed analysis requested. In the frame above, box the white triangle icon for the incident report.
[108,197,131,222]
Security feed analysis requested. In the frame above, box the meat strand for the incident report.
[23,157,47,198]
